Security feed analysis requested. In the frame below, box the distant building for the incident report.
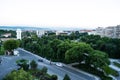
[36,30,45,37]
[2,33,11,38]
[1,38,16,41]
[79,30,92,33]
[56,31,68,35]
[104,26,114,38]
[16,29,22,40]
[95,25,120,38]
[88,30,96,35]
[95,27,105,37]
[114,25,120,38]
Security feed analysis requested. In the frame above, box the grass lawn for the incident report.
[73,64,112,80]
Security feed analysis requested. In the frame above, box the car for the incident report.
[14,50,19,56]
[56,62,63,67]
[38,59,43,62]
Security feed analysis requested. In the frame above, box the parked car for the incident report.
[38,59,43,62]
[56,62,63,67]
[14,50,19,56]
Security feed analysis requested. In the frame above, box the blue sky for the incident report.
[0,0,120,29]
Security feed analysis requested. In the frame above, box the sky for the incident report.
[0,0,120,29]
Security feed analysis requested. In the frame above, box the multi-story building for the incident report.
[95,27,105,37]
[16,29,22,40]
[114,25,120,38]
[95,25,120,38]
[2,33,11,38]
[104,26,114,38]
[36,30,45,37]
[56,31,68,35]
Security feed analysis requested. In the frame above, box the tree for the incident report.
[30,43,41,54]
[65,42,93,63]
[63,74,71,80]
[57,41,72,61]
[3,40,19,55]
[41,67,48,75]
[16,59,29,71]
[51,75,58,80]
[95,40,106,50]
[87,50,110,69]
[30,60,38,70]
[4,69,34,80]
[49,39,62,59]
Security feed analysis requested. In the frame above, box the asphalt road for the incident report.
[0,48,97,80]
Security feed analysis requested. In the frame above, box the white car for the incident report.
[14,50,19,56]
[56,62,63,67]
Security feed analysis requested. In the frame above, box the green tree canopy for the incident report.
[88,50,110,68]
[57,41,72,61]
[30,60,38,70]
[65,42,93,63]
[63,74,71,80]
[4,69,34,80]
[3,39,19,51]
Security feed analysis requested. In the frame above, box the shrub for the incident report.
[30,60,38,69]
[3,69,34,80]
[16,59,29,71]
[41,67,48,75]
[63,74,71,80]
[51,75,58,80]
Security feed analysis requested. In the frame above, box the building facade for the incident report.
[36,30,45,37]
[16,29,22,40]
[95,25,120,38]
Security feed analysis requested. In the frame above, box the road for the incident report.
[0,48,98,80]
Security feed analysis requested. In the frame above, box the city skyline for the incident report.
[0,0,120,29]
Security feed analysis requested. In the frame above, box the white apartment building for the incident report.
[16,29,22,40]
[56,31,68,35]
[104,27,114,38]
[95,25,120,38]
[95,27,105,37]
[36,30,45,37]
[114,25,120,38]
[88,31,96,35]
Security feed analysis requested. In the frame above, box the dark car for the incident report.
[38,59,43,62]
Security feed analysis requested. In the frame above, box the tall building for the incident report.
[16,29,22,40]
